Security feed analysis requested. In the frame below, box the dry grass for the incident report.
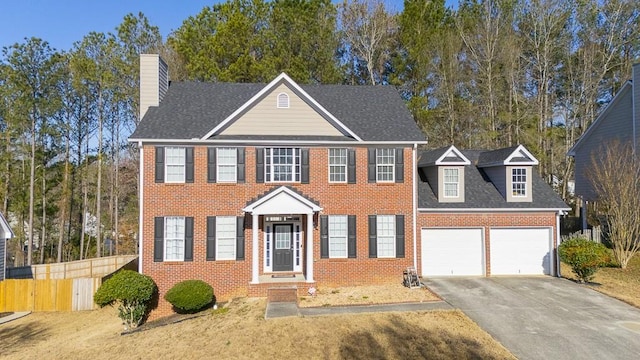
[0,296,515,360]
[299,283,440,307]
[561,253,640,308]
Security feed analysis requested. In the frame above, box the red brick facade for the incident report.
[142,145,415,316]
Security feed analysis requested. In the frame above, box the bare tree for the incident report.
[340,0,397,85]
[589,141,640,269]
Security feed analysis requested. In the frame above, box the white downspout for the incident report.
[556,211,562,277]
[412,143,418,270]
[138,141,144,274]
[251,213,259,284]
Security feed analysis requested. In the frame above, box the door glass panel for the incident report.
[275,226,291,249]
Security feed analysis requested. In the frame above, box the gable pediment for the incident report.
[202,73,361,140]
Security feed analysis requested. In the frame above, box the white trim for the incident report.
[251,214,259,283]
[201,73,363,141]
[138,141,144,273]
[164,146,186,183]
[556,211,561,277]
[327,148,347,183]
[129,138,428,146]
[215,216,237,260]
[442,168,460,198]
[511,167,528,197]
[276,92,290,108]
[163,216,186,262]
[504,145,539,165]
[0,212,14,239]
[412,144,418,270]
[243,186,322,214]
[418,207,570,212]
[489,226,553,276]
[435,145,471,165]
[216,147,238,183]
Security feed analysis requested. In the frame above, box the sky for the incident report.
[0,0,430,54]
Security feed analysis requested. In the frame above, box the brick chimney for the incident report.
[139,54,169,120]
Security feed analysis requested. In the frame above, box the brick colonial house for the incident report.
[130,55,568,316]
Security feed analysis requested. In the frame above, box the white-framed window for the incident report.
[443,168,459,197]
[277,92,290,108]
[328,215,348,258]
[216,216,236,260]
[376,148,395,182]
[328,148,347,183]
[265,148,300,182]
[164,216,185,261]
[376,215,395,258]
[512,168,527,197]
[165,147,185,183]
[217,148,237,183]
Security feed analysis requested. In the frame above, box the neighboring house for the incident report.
[568,63,640,227]
[0,212,15,282]
[131,54,568,316]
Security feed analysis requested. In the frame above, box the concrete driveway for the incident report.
[425,277,640,360]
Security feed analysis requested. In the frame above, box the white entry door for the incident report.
[421,228,484,277]
[489,228,552,275]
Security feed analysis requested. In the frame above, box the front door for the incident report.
[273,224,293,271]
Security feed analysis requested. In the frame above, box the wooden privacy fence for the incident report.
[0,278,101,312]
[6,255,138,280]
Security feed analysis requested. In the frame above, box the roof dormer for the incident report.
[419,146,470,203]
[477,145,538,202]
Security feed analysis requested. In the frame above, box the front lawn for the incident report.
[0,298,515,359]
[561,253,640,308]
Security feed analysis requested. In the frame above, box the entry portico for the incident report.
[242,186,322,284]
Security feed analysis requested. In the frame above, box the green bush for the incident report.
[558,237,610,283]
[164,280,214,313]
[94,270,157,330]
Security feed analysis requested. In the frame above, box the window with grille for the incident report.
[376,148,395,182]
[512,168,527,196]
[217,148,237,182]
[443,168,459,197]
[165,147,185,183]
[376,215,395,258]
[164,216,185,261]
[328,216,348,258]
[265,148,300,182]
[329,148,347,183]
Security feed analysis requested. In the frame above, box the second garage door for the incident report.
[421,228,484,277]
[489,228,552,275]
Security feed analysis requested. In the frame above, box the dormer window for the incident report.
[512,168,527,197]
[277,92,289,108]
[443,168,459,197]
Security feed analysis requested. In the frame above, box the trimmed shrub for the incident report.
[558,237,610,283]
[94,270,157,330]
[164,280,214,313]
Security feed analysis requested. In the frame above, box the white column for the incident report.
[251,213,259,284]
[306,212,314,282]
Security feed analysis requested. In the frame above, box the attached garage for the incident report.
[489,228,552,275]
[421,228,484,277]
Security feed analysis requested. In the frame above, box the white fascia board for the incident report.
[243,186,322,213]
[417,207,570,213]
[435,145,471,165]
[128,138,428,146]
[0,212,14,238]
[504,145,539,165]
[199,72,363,141]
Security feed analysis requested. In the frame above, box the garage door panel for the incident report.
[490,228,551,275]
[421,228,484,277]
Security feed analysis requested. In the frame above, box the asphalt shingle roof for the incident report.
[418,150,568,210]
[130,81,426,142]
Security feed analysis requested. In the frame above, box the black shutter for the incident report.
[301,148,310,184]
[207,148,216,183]
[206,216,216,261]
[395,148,404,183]
[184,217,194,261]
[367,148,376,183]
[348,215,357,258]
[236,216,245,260]
[395,215,405,258]
[237,148,245,183]
[154,217,164,262]
[256,148,264,183]
[155,147,164,183]
[185,147,194,183]
[347,149,356,184]
[368,215,377,258]
[320,215,328,258]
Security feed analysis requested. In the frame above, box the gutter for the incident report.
[417,207,571,213]
[412,143,418,270]
[556,210,562,277]
[128,138,429,146]
[138,141,144,274]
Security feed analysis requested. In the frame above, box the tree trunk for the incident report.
[27,113,36,266]
[96,90,103,258]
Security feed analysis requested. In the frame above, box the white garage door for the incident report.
[421,228,484,276]
[490,228,552,275]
